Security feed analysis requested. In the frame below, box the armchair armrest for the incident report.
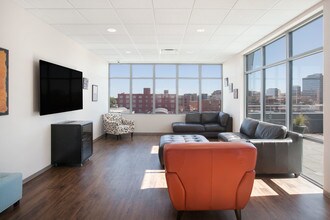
[249,138,293,145]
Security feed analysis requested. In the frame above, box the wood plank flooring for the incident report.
[1,135,330,220]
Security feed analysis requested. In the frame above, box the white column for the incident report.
[323,0,330,197]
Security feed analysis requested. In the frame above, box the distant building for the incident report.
[302,73,323,103]
[292,85,301,97]
[266,88,280,97]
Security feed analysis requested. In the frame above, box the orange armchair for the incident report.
[164,142,257,220]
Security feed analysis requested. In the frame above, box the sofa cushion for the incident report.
[240,118,259,138]
[204,123,226,132]
[218,112,230,127]
[218,132,250,142]
[172,122,205,132]
[201,112,218,124]
[255,122,287,139]
[185,113,201,124]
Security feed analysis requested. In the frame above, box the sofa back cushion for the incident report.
[240,118,259,138]
[255,122,288,139]
[201,112,218,124]
[218,112,230,127]
[186,113,201,124]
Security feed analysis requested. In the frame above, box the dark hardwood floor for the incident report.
[1,135,330,220]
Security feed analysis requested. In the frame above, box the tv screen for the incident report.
[40,60,83,115]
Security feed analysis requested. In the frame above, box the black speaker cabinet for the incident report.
[51,121,93,166]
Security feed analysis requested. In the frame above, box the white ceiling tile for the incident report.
[28,9,87,24]
[255,10,298,25]
[222,9,265,25]
[139,49,159,55]
[274,0,321,10]
[183,36,210,44]
[156,25,186,35]
[190,9,229,24]
[78,9,121,24]
[153,0,194,9]
[95,24,127,35]
[90,49,119,55]
[154,9,191,24]
[23,0,73,8]
[110,0,152,8]
[180,44,204,49]
[82,43,115,49]
[104,35,133,44]
[131,35,157,44]
[135,44,158,49]
[194,0,237,9]
[186,25,218,35]
[53,24,99,35]
[214,25,249,35]
[208,35,237,44]
[233,0,278,10]
[13,0,35,8]
[125,25,156,35]
[69,35,108,44]
[158,36,183,44]
[243,25,278,36]
[113,44,137,50]
[116,9,154,24]
[68,0,112,9]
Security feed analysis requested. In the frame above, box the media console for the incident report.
[51,121,93,166]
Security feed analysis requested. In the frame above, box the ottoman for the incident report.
[158,134,209,167]
[0,173,22,213]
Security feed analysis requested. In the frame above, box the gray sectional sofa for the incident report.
[172,112,233,138]
[218,118,303,176]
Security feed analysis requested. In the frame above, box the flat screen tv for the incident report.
[40,60,83,115]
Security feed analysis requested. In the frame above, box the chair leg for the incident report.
[13,200,20,207]
[116,135,119,140]
[234,209,241,220]
[131,132,134,140]
[176,211,183,220]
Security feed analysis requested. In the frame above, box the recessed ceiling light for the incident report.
[125,51,131,54]
[196,28,205,33]
[107,28,117,33]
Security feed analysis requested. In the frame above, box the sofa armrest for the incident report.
[249,138,293,145]
[225,117,233,132]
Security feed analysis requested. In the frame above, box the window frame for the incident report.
[109,63,223,114]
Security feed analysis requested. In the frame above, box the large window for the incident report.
[245,15,324,185]
[245,15,323,131]
[109,64,222,114]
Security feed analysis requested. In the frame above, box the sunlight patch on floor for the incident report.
[251,179,278,197]
[271,177,322,195]
[141,170,167,189]
[150,145,159,154]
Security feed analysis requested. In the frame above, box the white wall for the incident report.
[0,0,108,179]
[322,0,330,197]
[125,114,185,133]
[222,54,245,131]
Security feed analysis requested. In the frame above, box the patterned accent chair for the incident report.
[103,113,135,140]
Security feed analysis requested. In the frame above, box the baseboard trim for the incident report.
[23,165,52,184]
[94,134,105,142]
[134,132,170,136]
[324,190,330,198]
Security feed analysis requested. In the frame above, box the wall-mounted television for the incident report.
[40,60,83,115]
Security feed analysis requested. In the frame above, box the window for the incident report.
[247,71,261,120]
[265,37,286,65]
[109,64,222,114]
[246,49,261,71]
[178,79,199,113]
[244,15,324,186]
[109,79,130,109]
[292,53,323,134]
[292,16,323,56]
[264,64,286,125]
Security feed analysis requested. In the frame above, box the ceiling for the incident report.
[14,0,321,63]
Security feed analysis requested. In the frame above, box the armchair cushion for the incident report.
[103,113,135,136]
[240,118,259,138]
[255,121,287,139]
